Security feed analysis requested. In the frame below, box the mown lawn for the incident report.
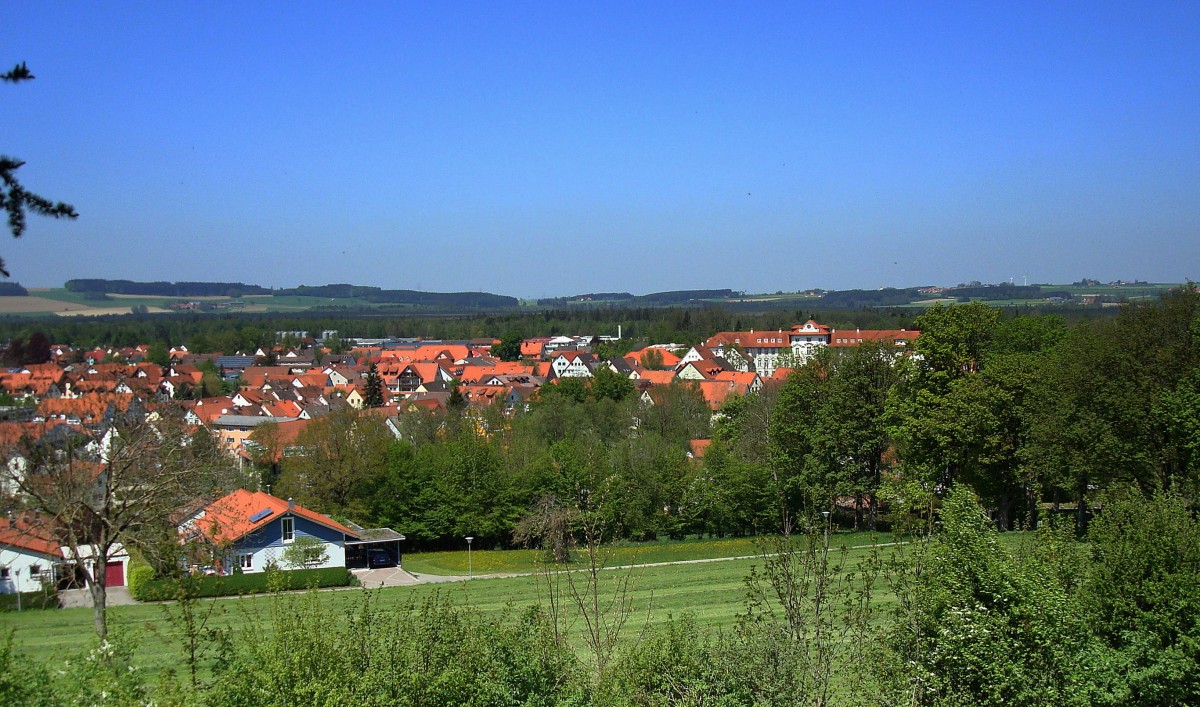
[0,533,909,677]
[402,532,890,575]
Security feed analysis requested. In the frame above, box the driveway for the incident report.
[353,566,422,588]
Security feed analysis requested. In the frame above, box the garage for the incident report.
[104,561,125,587]
[344,527,405,569]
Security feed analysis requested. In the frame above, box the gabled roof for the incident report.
[0,515,63,558]
[37,393,135,426]
[637,369,677,386]
[0,420,82,448]
[626,347,682,368]
[711,370,760,388]
[188,489,359,546]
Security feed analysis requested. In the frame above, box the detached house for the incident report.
[180,489,360,574]
[1,515,64,594]
[550,352,597,378]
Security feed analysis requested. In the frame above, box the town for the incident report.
[0,317,918,588]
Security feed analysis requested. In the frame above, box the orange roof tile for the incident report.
[190,489,358,546]
[637,370,677,386]
[827,329,921,347]
[626,348,682,368]
[38,393,134,424]
[0,515,63,558]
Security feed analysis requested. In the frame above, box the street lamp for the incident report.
[465,536,474,579]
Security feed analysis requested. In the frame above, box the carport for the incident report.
[344,526,405,569]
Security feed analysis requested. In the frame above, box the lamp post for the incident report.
[465,536,474,579]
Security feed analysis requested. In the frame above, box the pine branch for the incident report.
[1,61,34,83]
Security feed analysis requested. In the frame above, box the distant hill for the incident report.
[0,282,28,296]
[65,279,269,297]
[537,289,738,306]
[62,279,518,309]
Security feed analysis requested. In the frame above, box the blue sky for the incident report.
[4,2,1198,296]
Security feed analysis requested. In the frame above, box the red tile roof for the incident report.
[626,348,682,368]
[828,329,920,346]
[0,515,63,558]
[189,489,359,546]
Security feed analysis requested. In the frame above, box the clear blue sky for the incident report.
[5,2,1198,296]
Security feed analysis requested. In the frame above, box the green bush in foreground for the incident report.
[209,590,587,707]
[131,567,352,601]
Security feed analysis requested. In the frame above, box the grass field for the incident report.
[0,533,901,676]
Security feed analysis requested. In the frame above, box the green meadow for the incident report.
[0,533,900,676]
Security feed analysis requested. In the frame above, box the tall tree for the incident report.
[275,408,394,519]
[362,362,385,408]
[491,331,524,362]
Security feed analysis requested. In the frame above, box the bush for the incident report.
[0,587,58,612]
[126,565,156,601]
[209,593,586,707]
[133,567,352,601]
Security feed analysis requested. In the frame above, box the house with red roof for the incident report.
[1,514,65,594]
[180,489,361,574]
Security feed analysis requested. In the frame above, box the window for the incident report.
[29,563,41,575]
[238,553,253,570]
[281,517,294,543]
[0,566,9,579]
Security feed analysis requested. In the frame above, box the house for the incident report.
[549,352,598,378]
[0,514,64,593]
[180,489,361,574]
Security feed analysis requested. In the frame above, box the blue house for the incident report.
[181,490,360,574]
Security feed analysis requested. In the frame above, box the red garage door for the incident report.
[104,562,124,587]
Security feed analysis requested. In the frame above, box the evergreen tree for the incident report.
[362,362,385,408]
[2,61,77,277]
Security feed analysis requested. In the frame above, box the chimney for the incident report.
[287,497,295,511]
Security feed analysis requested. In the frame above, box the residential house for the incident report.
[550,352,598,378]
[180,489,360,574]
[0,514,64,593]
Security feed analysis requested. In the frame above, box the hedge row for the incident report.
[0,588,58,612]
[132,567,354,601]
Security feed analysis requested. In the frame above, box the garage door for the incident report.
[104,561,124,587]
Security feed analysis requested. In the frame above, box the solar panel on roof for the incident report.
[248,508,273,523]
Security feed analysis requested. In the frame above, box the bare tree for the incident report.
[564,485,648,679]
[5,406,237,639]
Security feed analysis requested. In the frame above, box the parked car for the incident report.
[366,549,396,568]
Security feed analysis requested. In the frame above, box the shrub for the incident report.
[126,565,156,601]
[134,567,352,601]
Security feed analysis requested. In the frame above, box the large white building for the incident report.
[704,320,919,377]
